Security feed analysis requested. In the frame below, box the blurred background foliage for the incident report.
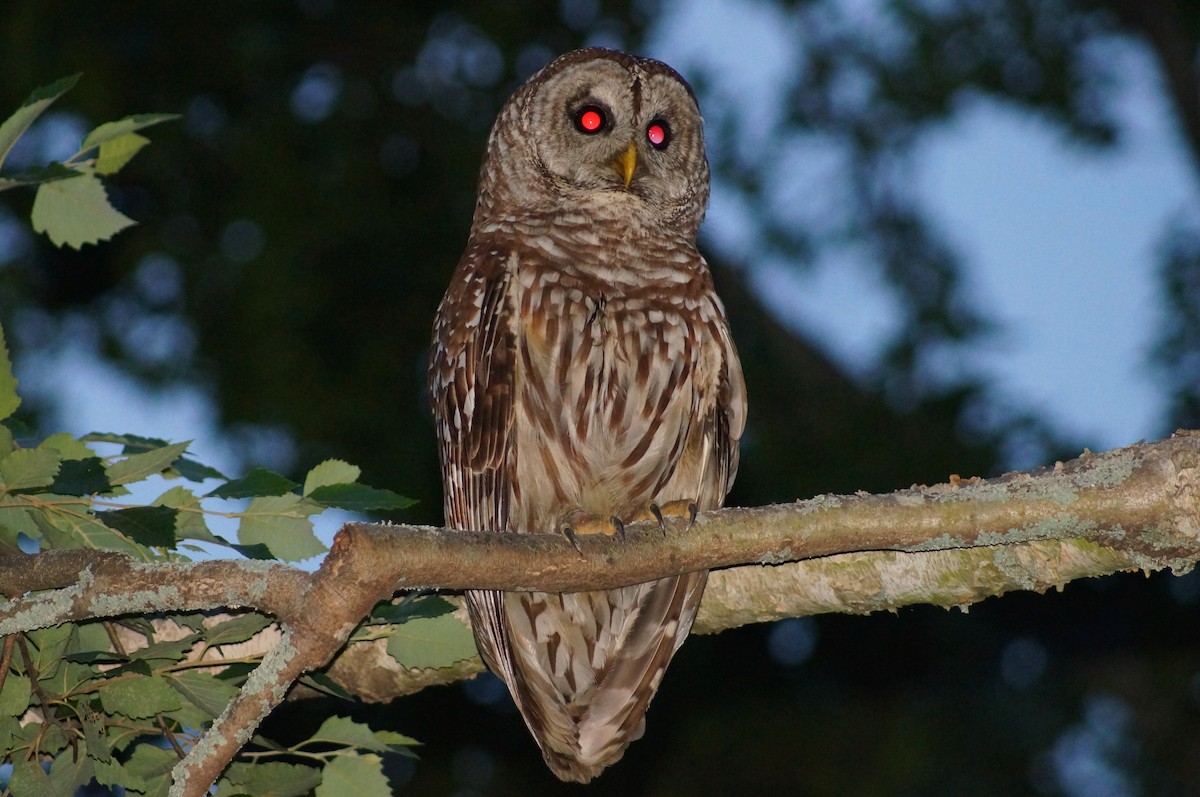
[2,0,1200,794]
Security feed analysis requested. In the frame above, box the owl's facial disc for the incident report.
[492,51,708,232]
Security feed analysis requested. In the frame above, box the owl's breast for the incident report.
[510,261,719,529]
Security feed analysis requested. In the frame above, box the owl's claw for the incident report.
[557,510,625,554]
[560,525,584,555]
[648,502,667,537]
[634,499,699,536]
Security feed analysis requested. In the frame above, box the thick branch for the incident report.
[330,431,1200,592]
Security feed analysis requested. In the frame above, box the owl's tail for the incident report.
[466,571,707,782]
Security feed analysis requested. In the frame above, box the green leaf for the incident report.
[237,494,326,561]
[0,447,62,492]
[315,754,392,797]
[48,742,96,796]
[29,500,147,555]
[206,613,273,647]
[0,73,79,172]
[0,323,19,421]
[208,467,299,499]
[0,161,85,187]
[153,485,215,541]
[38,432,95,460]
[96,505,178,547]
[83,431,169,449]
[48,455,111,495]
[31,165,135,249]
[122,742,177,796]
[298,672,355,701]
[93,756,140,791]
[229,540,276,560]
[372,729,421,750]
[98,675,183,718]
[0,671,32,715]
[167,670,239,720]
[105,440,191,485]
[303,459,360,496]
[7,754,57,797]
[386,613,479,670]
[107,659,152,678]
[64,649,128,665]
[73,619,115,656]
[81,112,180,150]
[28,623,75,675]
[0,506,34,552]
[85,432,222,480]
[370,595,454,624]
[172,456,226,482]
[308,716,396,754]
[38,661,100,700]
[0,715,24,752]
[308,483,416,512]
[166,612,209,633]
[82,713,112,762]
[39,722,69,755]
[94,131,150,175]
[218,762,322,797]
[128,634,201,665]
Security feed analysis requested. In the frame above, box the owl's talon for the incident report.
[612,516,627,543]
[560,525,584,555]
[648,502,667,537]
[639,499,699,535]
[556,510,624,552]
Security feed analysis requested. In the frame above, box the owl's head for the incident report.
[474,48,710,237]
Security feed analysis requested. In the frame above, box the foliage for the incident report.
[0,316,458,793]
[0,77,462,791]
[0,74,177,250]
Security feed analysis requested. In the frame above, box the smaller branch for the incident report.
[16,636,49,718]
[169,522,409,797]
[0,554,311,636]
[0,634,14,697]
[102,621,128,657]
[157,715,187,758]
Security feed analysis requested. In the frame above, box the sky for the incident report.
[651,0,1197,455]
[7,1,1197,485]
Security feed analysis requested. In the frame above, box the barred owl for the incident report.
[429,47,746,782]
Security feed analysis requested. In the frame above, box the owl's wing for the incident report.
[713,315,747,499]
[429,245,524,683]
[429,244,517,535]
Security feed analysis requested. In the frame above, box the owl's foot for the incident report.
[632,499,699,537]
[557,509,626,554]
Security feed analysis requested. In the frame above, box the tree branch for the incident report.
[2,431,1198,794]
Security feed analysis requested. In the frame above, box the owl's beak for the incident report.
[613,142,637,188]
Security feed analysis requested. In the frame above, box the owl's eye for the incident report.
[646,119,671,150]
[573,105,609,135]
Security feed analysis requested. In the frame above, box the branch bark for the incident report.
[2,431,1199,794]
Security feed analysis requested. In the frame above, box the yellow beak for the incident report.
[613,142,637,188]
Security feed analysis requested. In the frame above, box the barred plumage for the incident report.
[429,48,746,782]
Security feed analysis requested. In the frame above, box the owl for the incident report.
[429,47,746,782]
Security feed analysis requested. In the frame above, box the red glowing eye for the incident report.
[573,105,607,134]
[646,119,671,149]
